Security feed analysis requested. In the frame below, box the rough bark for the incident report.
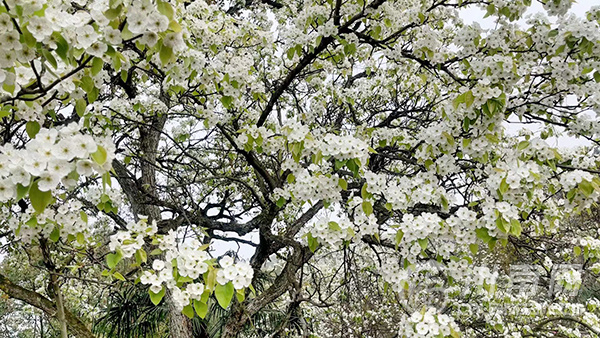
[40,238,68,338]
[113,113,194,338]
[221,246,314,338]
[167,290,194,337]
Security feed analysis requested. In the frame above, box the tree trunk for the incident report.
[167,295,194,338]
[40,238,68,338]
[113,113,194,338]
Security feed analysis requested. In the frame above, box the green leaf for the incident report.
[286,48,295,60]
[157,0,174,19]
[169,20,182,32]
[574,246,581,256]
[215,282,234,309]
[462,117,470,132]
[220,95,233,109]
[476,228,492,243]
[80,211,88,223]
[418,238,428,250]
[80,76,95,93]
[29,181,52,213]
[106,249,123,269]
[442,132,455,146]
[149,286,166,305]
[499,177,509,194]
[464,91,474,108]
[135,248,147,265]
[496,216,507,233]
[76,232,85,244]
[394,230,404,248]
[236,288,245,303]
[440,195,449,211]
[579,180,594,197]
[159,44,173,65]
[346,159,359,175]
[104,4,123,19]
[361,183,369,199]
[0,108,10,119]
[453,93,464,109]
[16,183,30,200]
[276,197,286,208]
[287,173,295,184]
[307,232,318,252]
[517,140,529,150]
[510,219,522,236]
[362,201,373,216]
[177,275,194,283]
[343,43,356,55]
[22,28,36,47]
[26,121,40,138]
[469,243,478,255]
[91,145,108,165]
[338,178,347,190]
[328,221,341,231]
[91,57,103,76]
[194,300,208,318]
[49,226,60,242]
[113,272,126,281]
[42,49,58,69]
[182,304,194,319]
[54,33,69,62]
[75,99,87,117]
[205,268,217,291]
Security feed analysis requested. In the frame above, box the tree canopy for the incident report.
[1,0,600,337]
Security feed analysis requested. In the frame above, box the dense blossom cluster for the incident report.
[109,218,253,310]
[0,0,600,334]
[397,307,460,338]
[0,123,112,198]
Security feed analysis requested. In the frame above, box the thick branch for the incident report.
[0,273,95,338]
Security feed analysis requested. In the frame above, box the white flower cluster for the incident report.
[557,269,582,291]
[109,217,158,258]
[4,199,89,243]
[140,259,174,293]
[560,170,594,191]
[309,218,355,247]
[216,256,253,289]
[398,213,442,243]
[280,121,310,143]
[542,0,573,16]
[577,237,600,263]
[380,258,410,293]
[398,307,460,338]
[172,238,211,279]
[305,133,369,163]
[283,169,341,203]
[111,224,254,310]
[236,125,273,148]
[140,241,208,309]
[0,123,114,202]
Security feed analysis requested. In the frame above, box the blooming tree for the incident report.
[0,0,600,336]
